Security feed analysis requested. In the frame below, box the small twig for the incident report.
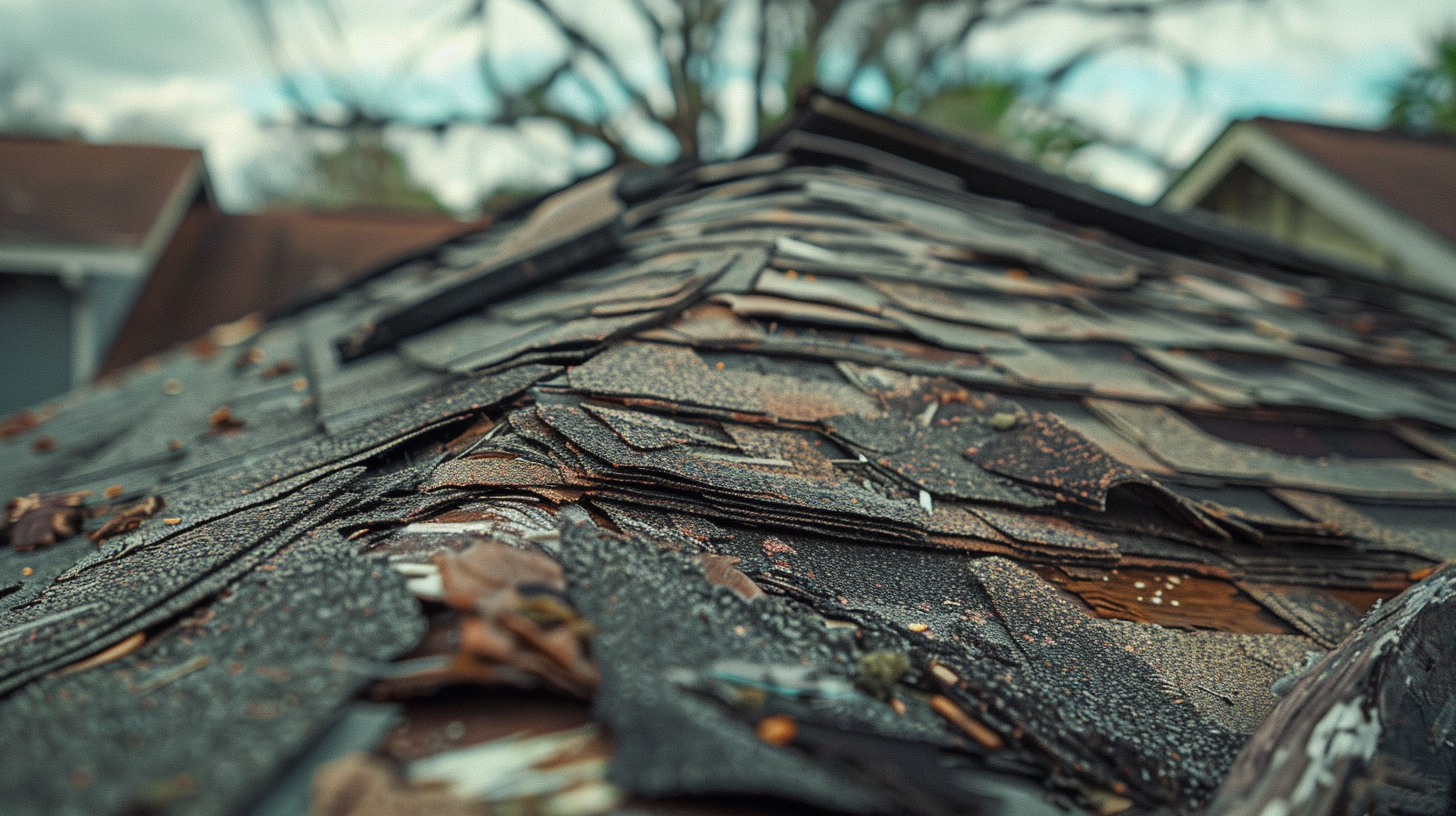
[1194,683,1236,706]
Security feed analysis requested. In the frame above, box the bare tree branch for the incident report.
[237,0,318,121]
[518,0,674,152]
[752,0,768,131]
[237,0,1288,209]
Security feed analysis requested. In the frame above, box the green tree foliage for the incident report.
[912,80,1092,171]
[295,130,446,213]
[1388,31,1456,134]
[914,81,1020,144]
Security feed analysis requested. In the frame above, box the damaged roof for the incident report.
[1,92,1454,816]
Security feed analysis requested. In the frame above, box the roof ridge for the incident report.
[1248,114,1456,148]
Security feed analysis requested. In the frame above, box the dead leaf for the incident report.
[698,553,764,600]
[88,496,166,544]
[311,752,488,816]
[4,491,90,550]
[208,406,245,434]
[423,540,598,697]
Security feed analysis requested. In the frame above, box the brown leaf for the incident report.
[189,335,220,361]
[426,540,598,697]
[453,539,565,591]
[260,360,295,378]
[208,406,246,434]
[311,752,488,816]
[88,496,166,544]
[233,346,266,370]
[4,491,90,550]
[698,553,764,600]
[0,409,42,440]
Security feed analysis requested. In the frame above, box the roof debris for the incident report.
[86,496,165,544]
[4,491,89,551]
[0,92,1453,816]
[423,539,598,698]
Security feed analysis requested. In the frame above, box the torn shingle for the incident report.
[967,409,1146,510]
[0,529,423,816]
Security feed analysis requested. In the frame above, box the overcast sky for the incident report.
[1,0,1451,209]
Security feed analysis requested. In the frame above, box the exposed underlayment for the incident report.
[1,93,1453,816]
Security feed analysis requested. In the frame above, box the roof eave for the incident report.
[1161,120,1456,299]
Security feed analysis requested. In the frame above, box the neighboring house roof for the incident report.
[0,136,209,411]
[1,93,1454,816]
[1160,117,1456,299]
[99,206,480,375]
[1254,118,1456,246]
[0,136,203,252]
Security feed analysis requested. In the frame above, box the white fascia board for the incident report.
[1159,123,1251,212]
[0,245,149,278]
[1163,123,1456,298]
[1239,129,1456,296]
[139,158,205,260]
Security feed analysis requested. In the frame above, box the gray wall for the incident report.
[0,273,73,415]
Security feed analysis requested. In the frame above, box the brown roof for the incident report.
[0,136,202,249]
[1253,117,1456,245]
[100,206,479,374]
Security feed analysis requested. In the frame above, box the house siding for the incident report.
[0,273,72,414]
[1195,161,1396,274]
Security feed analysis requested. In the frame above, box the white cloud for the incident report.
[541,0,675,117]
[388,116,612,211]
[1068,143,1167,202]
[0,0,260,78]
[36,71,288,209]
